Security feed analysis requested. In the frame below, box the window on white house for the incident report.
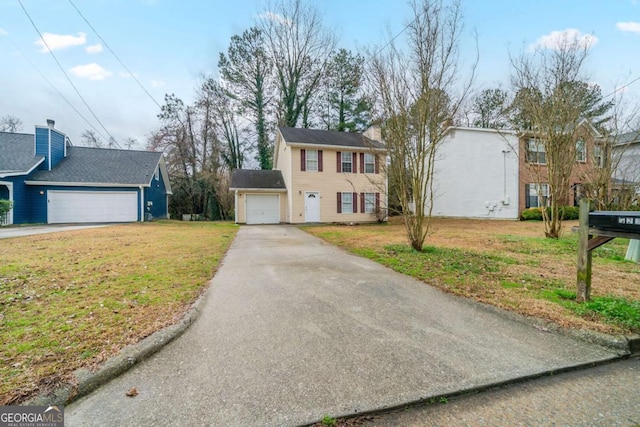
[526,183,549,208]
[576,139,586,162]
[364,153,375,173]
[526,138,546,164]
[341,192,353,213]
[364,192,375,213]
[594,145,605,168]
[306,150,318,171]
[341,152,353,173]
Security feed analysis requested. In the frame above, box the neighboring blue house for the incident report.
[0,120,172,225]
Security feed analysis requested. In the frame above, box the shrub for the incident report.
[0,199,12,225]
[520,206,580,221]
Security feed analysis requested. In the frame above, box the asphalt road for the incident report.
[66,225,624,426]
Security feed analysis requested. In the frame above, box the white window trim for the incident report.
[341,152,353,173]
[364,192,375,214]
[364,153,375,174]
[576,139,586,163]
[527,138,546,165]
[306,149,318,172]
[341,192,353,214]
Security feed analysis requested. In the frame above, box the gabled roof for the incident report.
[230,169,286,190]
[614,131,640,146]
[0,132,44,176]
[279,127,385,150]
[27,146,162,186]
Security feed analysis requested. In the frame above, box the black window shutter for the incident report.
[300,149,306,171]
[525,184,530,208]
[336,152,341,173]
[318,150,323,172]
[337,192,342,213]
[352,192,358,213]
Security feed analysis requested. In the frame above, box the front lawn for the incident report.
[0,221,237,404]
[303,218,640,335]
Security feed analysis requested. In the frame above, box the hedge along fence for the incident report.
[0,199,12,225]
[520,206,580,221]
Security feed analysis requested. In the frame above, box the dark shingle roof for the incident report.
[28,146,162,185]
[230,169,286,190]
[615,131,640,146]
[279,127,384,149]
[0,132,44,174]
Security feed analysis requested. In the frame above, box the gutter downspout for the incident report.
[139,185,144,222]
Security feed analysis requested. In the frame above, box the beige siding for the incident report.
[235,191,287,223]
[289,147,387,223]
[274,133,293,222]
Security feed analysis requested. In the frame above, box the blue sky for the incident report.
[1,0,639,147]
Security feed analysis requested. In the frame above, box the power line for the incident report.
[604,75,640,99]
[1,32,109,142]
[66,0,163,110]
[17,0,120,147]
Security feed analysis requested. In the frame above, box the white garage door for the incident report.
[246,194,280,224]
[48,190,138,224]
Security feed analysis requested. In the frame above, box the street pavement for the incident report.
[66,225,625,426]
[367,356,640,427]
[0,224,110,239]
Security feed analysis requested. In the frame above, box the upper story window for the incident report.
[575,139,586,162]
[300,149,322,172]
[341,152,353,173]
[594,145,605,168]
[526,138,546,164]
[306,150,318,171]
[364,153,375,174]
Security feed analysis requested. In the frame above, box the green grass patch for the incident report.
[541,289,640,330]
[0,221,237,404]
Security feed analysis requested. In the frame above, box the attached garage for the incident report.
[245,194,280,224]
[48,190,138,224]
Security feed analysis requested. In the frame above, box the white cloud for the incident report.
[69,63,112,80]
[0,28,7,36]
[528,29,598,51]
[150,79,165,88]
[85,43,103,54]
[259,12,292,26]
[36,32,87,53]
[616,22,640,33]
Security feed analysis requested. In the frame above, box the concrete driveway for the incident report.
[0,224,111,239]
[66,225,622,426]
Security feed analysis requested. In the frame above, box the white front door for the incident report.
[304,192,320,222]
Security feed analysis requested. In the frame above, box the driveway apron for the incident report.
[66,225,621,426]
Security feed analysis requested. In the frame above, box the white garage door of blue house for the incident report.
[245,194,279,224]
[48,190,138,223]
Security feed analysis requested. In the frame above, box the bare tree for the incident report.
[369,0,477,251]
[510,35,612,238]
[260,0,336,128]
[470,88,509,128]
[81,129,104,147]
[0,115,23,133]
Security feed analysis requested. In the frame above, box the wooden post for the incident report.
[576,199,591,302]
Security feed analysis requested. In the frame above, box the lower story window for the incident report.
[526,183,549,208]
[364,192,375,213]
[342,192,353,213]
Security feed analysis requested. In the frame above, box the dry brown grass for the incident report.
[304,217,640,335]
[0,221,237,404]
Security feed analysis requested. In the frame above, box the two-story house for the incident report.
[230,127,387,224]
[430,119,606,219]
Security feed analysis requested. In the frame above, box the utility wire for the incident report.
[67,0,163,110]
[1,32,109,142]
[604,75,640,99]
[17,0,120,147]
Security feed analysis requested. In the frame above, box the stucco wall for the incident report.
[432,128,520,219]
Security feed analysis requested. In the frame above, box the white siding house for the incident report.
[431,127,520,219]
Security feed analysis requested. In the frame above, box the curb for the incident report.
[24,289,210,407]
